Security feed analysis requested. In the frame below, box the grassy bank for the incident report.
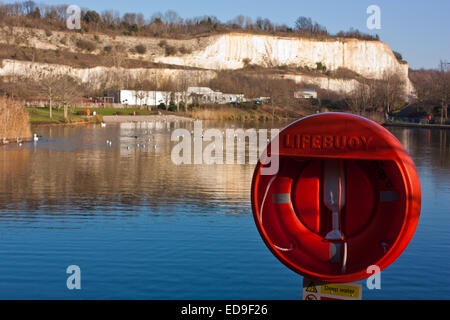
[27,104,304,124]
[27,107,98,124]
[27,106,156,124]
[0,97,31,140]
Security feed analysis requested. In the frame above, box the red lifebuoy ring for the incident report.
[252,113,421,283]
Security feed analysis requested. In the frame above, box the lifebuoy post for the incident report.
[251,113,421,283]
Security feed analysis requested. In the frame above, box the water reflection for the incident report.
[1,124,449,228]
[0,121,449,299]
[0,121,279,224]
[392,127,450,169]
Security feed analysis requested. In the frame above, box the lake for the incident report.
[0,119,448,299]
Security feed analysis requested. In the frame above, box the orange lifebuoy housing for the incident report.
[251,113,421,283]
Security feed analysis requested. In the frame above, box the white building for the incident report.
[110,87,245,106]
[118,90,166,106]
[187,87,245,104]
[294,89,318,99]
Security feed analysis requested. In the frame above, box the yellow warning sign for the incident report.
[302,278,362,300]
[321,283,360,298]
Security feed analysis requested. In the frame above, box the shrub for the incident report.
[165,45,177,56]
[76,39,97,52]
[178,46,191,54]
[135,44,147,54]
[242,58,251,66]
[316,62,327,72]
[332,67,359,79]
[44,29,52,37]
[393,51,406,63]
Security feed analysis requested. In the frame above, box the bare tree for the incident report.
[346,82,371,114]
[136,13,146,28]
[130,72,152,108]
[378,71,405,117]
[122,12,137,25]
[163,10,181,26]
[56,75,81,119]
[295,16,312,32]
[39,73,60,119]
[101,10,114,25]
[255,17,264,30]
[22,1,36,15]
[111,44,126,68]
[245,16,254,30]
[178,70,190,112]
[263,18,273,32]
[234,15,245,28]
[436,60,449,122]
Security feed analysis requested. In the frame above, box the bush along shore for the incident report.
[0,97,31,143]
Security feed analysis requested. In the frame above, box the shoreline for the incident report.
[27,114,450,129]
[383,122,450,130]
[29,114,195,126]
[30,120,97,127]
[102,115,194,123]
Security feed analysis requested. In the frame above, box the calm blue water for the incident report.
[0,121,448,299]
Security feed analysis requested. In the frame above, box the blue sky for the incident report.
[11,0,450,69]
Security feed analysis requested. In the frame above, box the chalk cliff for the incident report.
[0,27,413,94]
[156,33,409,81]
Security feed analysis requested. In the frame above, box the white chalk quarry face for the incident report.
[0,28,413,94]
[154,33,409,80]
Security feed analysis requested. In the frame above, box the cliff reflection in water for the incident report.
[0,121,270,223]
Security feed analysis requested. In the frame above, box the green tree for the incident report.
[84,10,101,24]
